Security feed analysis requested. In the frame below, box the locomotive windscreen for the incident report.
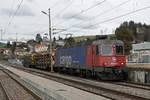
[102,45,112,56]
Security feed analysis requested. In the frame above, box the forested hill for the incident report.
[121,21,150,42]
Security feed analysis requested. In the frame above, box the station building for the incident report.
[128,42,150,63]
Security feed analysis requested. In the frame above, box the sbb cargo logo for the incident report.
[60,56,72,66]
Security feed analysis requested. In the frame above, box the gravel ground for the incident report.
[0,70,36,100]
[0,83,7,100]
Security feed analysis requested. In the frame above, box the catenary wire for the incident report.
[89,5,150,28]
[26,0,106,36]
[5,0,24,33]
[56,4,150,33]
[54,0,107,26]
[52,0,74,19]
[62,0,132,32]
[29,0,131,36]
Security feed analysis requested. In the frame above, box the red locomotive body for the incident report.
[86,40,127,80]
[86,44,126,67]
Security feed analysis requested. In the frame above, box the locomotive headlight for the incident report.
[104,62,107,66]
[121,62,124,65]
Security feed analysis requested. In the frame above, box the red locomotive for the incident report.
[23,36,127,80]
[54,39,127,80]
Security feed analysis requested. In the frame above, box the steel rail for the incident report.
[109,81,150,91]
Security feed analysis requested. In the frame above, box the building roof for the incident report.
[16,41,24,44]
[132,42,150,51]
[15,49,27,52]
[0,48,10,50]
[35,43,47,48]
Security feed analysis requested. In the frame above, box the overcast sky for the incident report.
[0,0,150,41]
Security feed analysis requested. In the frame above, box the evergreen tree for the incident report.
[53,36,56,42]
[7,41,11,48]
[64,37,75,46]
[58,36,63,40]
[35,34,42,43]
[108,34,116,40]
[115,26,133,55]
[11,42,16,54]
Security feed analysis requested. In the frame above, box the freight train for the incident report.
[23,38,127,80]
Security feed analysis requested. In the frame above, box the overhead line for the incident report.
[8,0,24,26]
[52,0,73,19]
[30,0,129,36]
[57,4,150,33]
[55,0,107,26]
[8,0,15,19]
[89,5,150,27]
[5,0,24,31]
[65,0,132,31]
[28,0,106,35]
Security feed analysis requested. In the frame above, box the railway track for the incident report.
[0,68,42,100]
[1,61,150,100]
[0,77,10,100]
[111,81,150,91]
[3,63,149,100]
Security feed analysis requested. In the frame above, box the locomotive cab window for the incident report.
[116,45,124,55]
[102,45,112,56]
[96,45,101,55]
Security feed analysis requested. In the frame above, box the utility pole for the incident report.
[41,8,54,72]
[48,8,53,72]
[0,29,3,41]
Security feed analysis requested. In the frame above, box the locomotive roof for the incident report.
[58,39,124,49]
[92,39,124,45]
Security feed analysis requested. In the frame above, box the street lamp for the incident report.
[41,8,53,72]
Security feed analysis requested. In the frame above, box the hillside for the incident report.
[121,21,150,42]
[73,35,96,42]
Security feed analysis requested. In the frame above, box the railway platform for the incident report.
[127,63,150,83]
[3,66,109,100]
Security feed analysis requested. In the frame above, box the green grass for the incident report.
[73,35,96,41]
[0,45,6,48]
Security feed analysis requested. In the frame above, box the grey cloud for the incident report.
[59,11,89,21]
[1,5,35,17]
[73,24,99,30]
[27,0,34,2]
